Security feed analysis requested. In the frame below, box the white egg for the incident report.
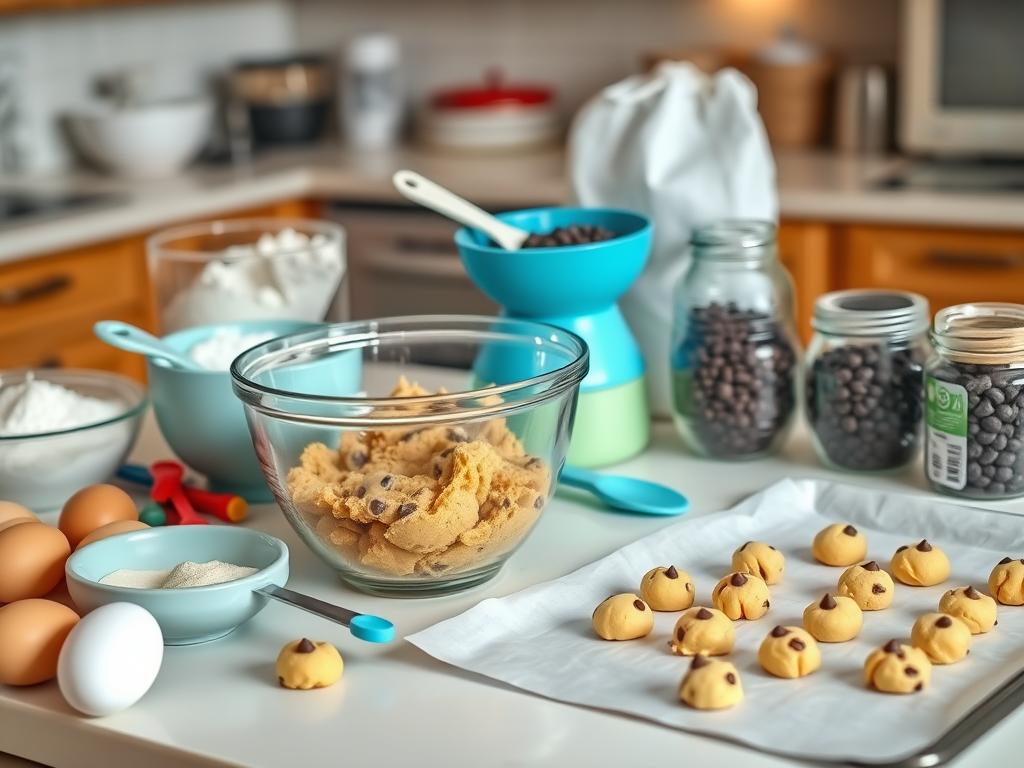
[57,602,163,717]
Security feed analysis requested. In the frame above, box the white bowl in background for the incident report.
[66,99,212,178]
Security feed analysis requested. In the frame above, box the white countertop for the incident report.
[3,145,1024,265]
[2,414,1024,768]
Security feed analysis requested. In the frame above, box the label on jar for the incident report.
[926,376,968,489]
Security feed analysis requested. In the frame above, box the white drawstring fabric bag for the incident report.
[569,61,777,417]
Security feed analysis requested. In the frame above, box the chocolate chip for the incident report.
[872,583,886,594]
[398,502,417,518]
[914,682,923,692]
[883,639,902,654]
[676,627,686,641]
[820,594,837,610]
[843,525,858,536]
[1000,556,1013,564]
[355,486,367,498]
[379,474,393,489]
[935,616,953,628]
[905,666,919,677]
[769,544,777,551]
[762,600,770,608]
[665,565,679,579]
[349,450,367,469]
[534,496,544,509]
[502,498,511,508]
[399,428,427,442]
[770,625,788,637]
[916,539,932,552]
[686,582,694,592]
[741,541,752,550]
[296,638,316,653]
[633,599,646,611]
[433,466,442,479]
[863,561,880,571]
[730,572,748,587]
[896,545,908,553]
[725,672,737,685]
[369,499,386,516]
[965,586,982,599]
[691,654,710,669]
[788,638,806,651]
[696,608,713,620]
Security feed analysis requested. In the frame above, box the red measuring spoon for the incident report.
[150,461,208,526]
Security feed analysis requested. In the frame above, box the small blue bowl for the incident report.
[145,320,360,501]
[66,526,288,645]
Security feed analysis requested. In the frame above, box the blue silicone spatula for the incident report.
[559,465,689,517]
[256,584,395,643]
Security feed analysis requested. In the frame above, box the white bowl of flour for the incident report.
[0,369,147,510]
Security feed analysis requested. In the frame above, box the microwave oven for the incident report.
[901,0,1024,157]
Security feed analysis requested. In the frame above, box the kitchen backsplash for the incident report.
[0,0,897,174]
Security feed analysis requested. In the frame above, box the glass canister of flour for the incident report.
[670,220,799,459]
[805,290,930,472]
[925,303,1024,500]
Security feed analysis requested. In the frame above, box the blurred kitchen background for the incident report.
[0,0,1020,381]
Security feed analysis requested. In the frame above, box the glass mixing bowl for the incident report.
[230,316,589,596]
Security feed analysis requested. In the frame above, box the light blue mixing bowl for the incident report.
[144,320,361,501]
[65,526,289,645]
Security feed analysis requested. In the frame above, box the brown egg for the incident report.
[0,599,79,685]
[0,523,71,603]
[58,484,137,549]
[0,517,35,534]
[76,519,149,550]
[0,501,35,531]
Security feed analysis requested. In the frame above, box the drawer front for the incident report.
[0,238,146,336]
[842,226,1024,309]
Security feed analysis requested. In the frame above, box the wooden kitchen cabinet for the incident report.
[0,198,322,381]
[840,224,1024,315]
[777,220,834,344]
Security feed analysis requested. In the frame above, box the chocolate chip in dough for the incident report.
[696,608,713,620]
[676,627,686,641]
[397,502,417,518]
[349,451,367,469]
[872,584,886,594]
[843,525,858,536]
[763,600,770,608]
[916,539,932,552]
[935,616,953,628]
[355,486,367,498]
[905,666,919,677]
[296,638,316,653]
[770,625,788,637]
[691,654,711,669]
[965,586,982,599]
[883,639,902,654]
[730,573,748,587]
[665,566,679,579]
[915,682,923,692]
[788,638,806,651]
[633,599,646,611]
[725,672,737,685]
[820,594,837,610]
[1000,557,1013,564]
[863,561,880,571]
[896,545,908,553]
[369,499,386,516]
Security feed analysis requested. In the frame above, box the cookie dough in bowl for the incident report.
[939,586,998,634]
[230,316,588,597]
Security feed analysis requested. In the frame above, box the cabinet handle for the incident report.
[0,274,72,305]
[925,250,1024,269]
[38,356,61,368]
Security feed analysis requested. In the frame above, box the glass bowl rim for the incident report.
[0,368,148,441]
[230,314,589,423]
[146,217,345,264]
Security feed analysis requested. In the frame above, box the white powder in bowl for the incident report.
[0,374,121,436]
[189,328,275,371]
[100,560,258,589]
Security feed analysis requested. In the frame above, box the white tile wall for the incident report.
[0,0,294,172]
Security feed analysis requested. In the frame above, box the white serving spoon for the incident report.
[392,169,531,251]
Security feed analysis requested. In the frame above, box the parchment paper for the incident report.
[408,479,1024,764]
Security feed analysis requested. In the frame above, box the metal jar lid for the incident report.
[932,302,1024,364]
[813,289,930,338]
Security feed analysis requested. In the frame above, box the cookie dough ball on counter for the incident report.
[712,572,771,620]
[668,607,735,657]
[864,640,932,694]
[911,613,971,665]
[758,625,821,679]
[592,594,654,641]
[812,523,867,567]
[837,561,894,611]
[731,541,784,585]
[939,586,998,634]
[988,557,1024,606]
[640,566,695,612]
[679,654,743,711]
[802,593,863,642]
[890,540,950,587]
[276,638,344,690]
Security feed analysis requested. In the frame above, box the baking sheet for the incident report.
[407,479,1024,765]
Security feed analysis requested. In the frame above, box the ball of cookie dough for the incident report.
[911,612,971,665]
[678,654,743,711]
[837,561,895,611]
[731,541,785,585]
[802,593,863,642]
[864,639,932,694]
[812,523,867,567]
[758,625,821,679]
[712,571,770,620]
[668,606,735,656]
[640,566,695,612]
[988,557,1024,606]
[276,638,343,690]
[890,540,950,587]
[939,586,998,634]
[592,593,654,640]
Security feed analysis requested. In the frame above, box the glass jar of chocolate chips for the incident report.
[670,220,798,459]
[805,290,930,472]
[926,303,1024,500]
